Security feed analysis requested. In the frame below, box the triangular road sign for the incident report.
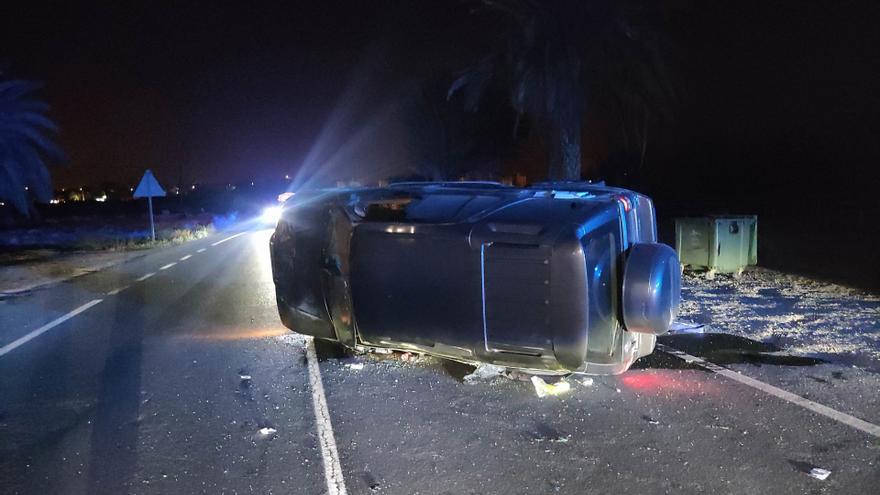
[133,169,166,198]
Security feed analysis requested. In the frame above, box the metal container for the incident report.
[675,216,757,277]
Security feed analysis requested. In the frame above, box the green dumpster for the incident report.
[675,216,757,278]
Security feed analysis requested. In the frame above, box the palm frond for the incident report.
[450,0,678,179]
[0,77,62,215]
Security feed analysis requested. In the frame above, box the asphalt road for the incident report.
[1,228,878,494]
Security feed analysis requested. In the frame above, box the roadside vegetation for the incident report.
[0,213,224,293]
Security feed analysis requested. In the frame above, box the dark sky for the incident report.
[3,1,475,189]
[662,0,880,207]
[3,1,879,207]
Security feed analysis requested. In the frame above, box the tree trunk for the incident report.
[549,119,581,180]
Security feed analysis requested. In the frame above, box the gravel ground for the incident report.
[0,249,148,294]
[678,267,880,371]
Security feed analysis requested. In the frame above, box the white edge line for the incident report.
[179,254,192,261]
[306,338,349,495]
[159,262,177,270]
[658,344,880,438]
[135,272,155,282]
[211,232,246,246]
[106,285,129,296]
[0,299,103,357]
[196,248,207,253]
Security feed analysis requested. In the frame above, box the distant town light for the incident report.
[191,184,196,190]
[49,199,61,204]
[285,174,290,180]
[24,186,29,191]
[130,187,134,192]
[95,194,107,202]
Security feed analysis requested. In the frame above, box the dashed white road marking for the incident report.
[658,344,880,438]
[196,248,207,253]
[211,232,246,246]
[179,254,192,261]
[0,299,103,357]
[106,285,129,296]
[135,272,155,282]
[159,262,177,270]
[306,338,348,495]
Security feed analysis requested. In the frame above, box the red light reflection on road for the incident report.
[621,370,719,396]
[177,326,289,341]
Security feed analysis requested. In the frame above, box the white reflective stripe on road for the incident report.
[658,344,880,438]
[197,248,207,253]
[106,285,129,296]
[179,254,192,261]
[135,272,155,282]
[211,232,246,246]
[159,262,176,270]
[306,338,348,495]
[0,299,104,357]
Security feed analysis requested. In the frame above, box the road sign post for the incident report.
[133,169,166,242]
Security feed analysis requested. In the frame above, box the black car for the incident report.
[270,181,680,375]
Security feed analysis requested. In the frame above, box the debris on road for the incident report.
[668,320,710,334]
[258,427,277,436]
[399,352,420,363]
[580,377,594,387]
[531,376,572,398]
[549,435,571,443]
[463,364,506,384]
[642,415,660,425]
[345,362,365,371]
[504,370,535,382]
[239,374,252,382]
[808,468,831,480]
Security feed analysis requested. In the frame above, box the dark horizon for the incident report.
[3,1,878,210]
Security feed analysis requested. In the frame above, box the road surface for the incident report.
[1,228,878,494]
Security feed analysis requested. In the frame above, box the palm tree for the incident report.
[0,76,62,215]
[449,0,675,180]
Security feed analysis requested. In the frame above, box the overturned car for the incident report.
[270,182,680,375]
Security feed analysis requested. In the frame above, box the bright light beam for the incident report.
[261,206,283,225]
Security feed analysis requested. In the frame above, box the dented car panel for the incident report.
[270,182,680,375]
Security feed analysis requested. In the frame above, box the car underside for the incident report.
[270,181,680,375]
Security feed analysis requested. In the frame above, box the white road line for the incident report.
[106,285,130,296]
[196,248,207,253]
[135,272,155,282]
[179,254,192,261]
[306,338,348,495]
[658,344,880,439]
[211,232,246,246]
[159,262,177,270]
[0,299,103,357]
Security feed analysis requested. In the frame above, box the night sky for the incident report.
[3,1,878,210]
